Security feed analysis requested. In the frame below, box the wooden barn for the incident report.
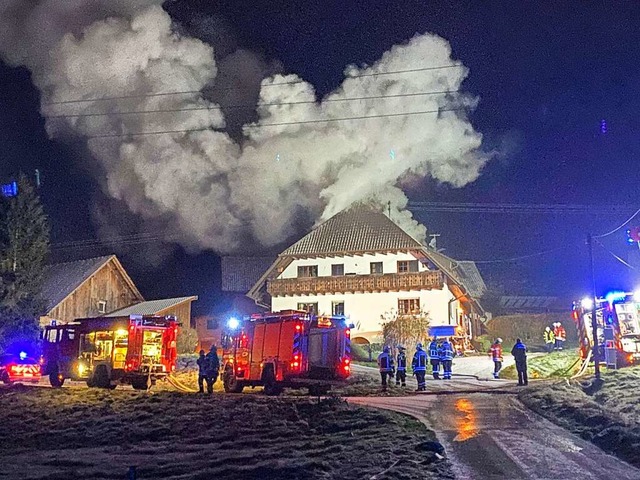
[39,255,197,328]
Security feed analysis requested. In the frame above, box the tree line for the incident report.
[0,174,49,351]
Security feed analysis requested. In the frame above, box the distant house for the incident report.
[105,296,198,325]
[39,255,197,328]
[248,205,487,347]
[39,255,143,327]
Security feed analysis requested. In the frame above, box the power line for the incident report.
[594,238,636,270]
[593,206,640,238]
[85,106,465,140]
[44,64,464,106]
[472,246,570,264]
[408,201,636,215]
[43,89,461,120]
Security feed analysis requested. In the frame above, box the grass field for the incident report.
[519,365,640,469]
[0,386,452,479]
[500,349,581,380]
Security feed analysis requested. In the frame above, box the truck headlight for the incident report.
[78,363,86,375]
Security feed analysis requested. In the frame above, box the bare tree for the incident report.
[381,309,430,350]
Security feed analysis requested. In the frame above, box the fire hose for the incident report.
[570,349,592,379]
[166,374,198,393]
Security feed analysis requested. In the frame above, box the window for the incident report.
[297,302,318,315]
[332,301,345,316]
[297,265,318,278]
[97,300,107,314]
[206,319,219,330]
[398,298,420,315]
[370,262,383,274]
[331,264,345,276]
[397,260,419,273]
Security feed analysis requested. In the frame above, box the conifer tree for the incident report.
[0,174,49,349]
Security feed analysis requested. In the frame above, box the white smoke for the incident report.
[0,2,487,252]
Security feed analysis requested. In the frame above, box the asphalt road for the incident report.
[348,393,640,479]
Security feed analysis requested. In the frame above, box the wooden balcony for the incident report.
[267,270,444,296]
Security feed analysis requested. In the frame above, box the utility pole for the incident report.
[588,233,601,379]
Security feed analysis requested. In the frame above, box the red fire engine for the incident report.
[221,310,352,396]
[572,291,640,368]
[41,315,178,390]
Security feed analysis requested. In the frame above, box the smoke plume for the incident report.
[0,1,488,252]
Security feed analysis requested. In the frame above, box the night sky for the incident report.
[2,1,640,312]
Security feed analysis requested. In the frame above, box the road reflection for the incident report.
[453,397,479,442]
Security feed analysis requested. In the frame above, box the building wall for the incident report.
[157,302,193,328]
[271,252,462,340]
[43,259,141,326]
[278,252,431,278]
[195,316,222,351]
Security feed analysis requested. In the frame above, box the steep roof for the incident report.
[40,255,143,312]
[105,296,197,317]
[247,205,487,315]
[281,205,423,257]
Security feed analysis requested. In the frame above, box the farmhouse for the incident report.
[248,205,487,348]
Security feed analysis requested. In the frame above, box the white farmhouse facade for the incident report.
[248,205,487,346]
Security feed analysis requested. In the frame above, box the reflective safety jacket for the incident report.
[544,329,555,344]
[377,352,394,372]
[489,343,503,361]
[555,326,566,341]
[396,352,407,371]
[429,341,439,359]
[412,348,427,372]
[439,341,454,361]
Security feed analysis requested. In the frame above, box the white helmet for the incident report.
[496,338,503,343]
[416,343,423,349]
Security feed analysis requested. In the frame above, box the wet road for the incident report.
[348,394,640,480]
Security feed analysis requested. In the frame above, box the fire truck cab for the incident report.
[221,310,352,396]
[573,291,640,368]
[41,315,178,390]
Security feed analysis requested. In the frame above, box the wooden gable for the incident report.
[43,256,143,325]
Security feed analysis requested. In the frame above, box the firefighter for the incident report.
[511,338,528,386]
[377,346,394,391]
[395,345,407,387]
[555,322,566,350]
[196,349,207,393]
[440,338,454,380]
[429,338,441,379]
[544,326,555,353]
[412,343,427,391]
[204,344,220,394]
[489,338,503,379]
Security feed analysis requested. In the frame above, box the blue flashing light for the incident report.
[1,181,18,198]
[19,351,27,361]
[227,317,240,330]
[605,290,627,305]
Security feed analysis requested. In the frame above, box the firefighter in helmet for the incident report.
[440,337,454,380]
[428,337,441,379]
[544,326,555,353]
[203,344,220,394]
[377,346,394,392]
[196,349,207,393]
[395,345,407,387]
[412,343,427,391]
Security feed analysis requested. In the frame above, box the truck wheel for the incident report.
[2,371,12,385]
[93,365,111,389]
[49,370,65,388]
[308,385,330,396]
[131,377,150,391]
[223,373,244,393]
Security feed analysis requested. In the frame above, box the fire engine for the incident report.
[221,310,352,396]
[41,315,178,389]
[572,291,640,368]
